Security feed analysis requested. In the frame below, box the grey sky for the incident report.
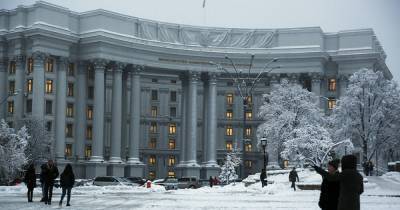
[2,0,399,81]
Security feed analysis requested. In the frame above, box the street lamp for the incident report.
[0,89,21,105]
[260,137,267,172]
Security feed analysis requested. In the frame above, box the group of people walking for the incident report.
[208,176,220,187]
[23,160,75,207]
[362,161,375,176]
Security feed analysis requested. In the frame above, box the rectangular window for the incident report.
[245,110,253,120]
[65,144,72,157]
[66,103,74,117]
[245,143,252,152]
[68,63,74,76]
[168,171,176,178]
[152,78,158,83]
[168,155,175,166]
[45,58,54,72]
[245,160,252,168]
[9,61,16,74]
[245,127,252,137]
[226,110,233,119]
[26,99,32,113]
[66,123,73,137]
[149,155,156,165]
[150,122,157,133]
[328,98,336,110]
[151,90,158,101]
[226,141,233,152]
[169,123,176,135]
[151,106,158,117]
[9,81,15,95]
[168,139,176,149]
[170,107,176,117]
[149,171,156,180]
[27,79,33,93]
[246,95,252,105]
[67,83,74,97]
[45,80,53,93]
[328,79,337,91]
[226,93,234,105]
[46,121,52,132]
[87,66,94,80]
[7,101,14,114]
[45,100,52,115]
[226,125,233,136]
[85,145,92,158]
[87,106,93,120]
[86,126,93,140]
[149,138,157,149]
[170,91,177,102]
[171,80,176,84]
[27,58,34,74]
[88,86,94,99]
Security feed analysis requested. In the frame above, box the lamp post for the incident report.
[210,55,279,177]
[0,89,21,106]
[260,137,267,172]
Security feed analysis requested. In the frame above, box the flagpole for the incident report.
[202,0,207,26]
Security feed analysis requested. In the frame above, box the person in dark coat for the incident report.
[260,169,267,188]
[289,167,299,191]
[24,164,36,202]
[209,176,213,188]
[314,155,363,210]
[43,160,59,205]
[315,159,340,210]
[39,163,47,202]
[59,164,75,207]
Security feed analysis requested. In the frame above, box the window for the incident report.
[170,107,176,117]
[227,82,233,86]
[152,78,158,83]
[149,155,156,165]
[87,106,93,120]
[45,100,52,115]
[65,144,72,157]
[245,143,252,152]
[67,83,74,97]
[27,58,33,74]
[27,79,33,93]
[169,123,176,135]
[171,80,177,84]
[151,90,158,100]
[151,106,158,117]
[88,86,94,99]
[245,110,253,120]
[170,91,177,102]
[303,79,312,92]
[7,121,14,128]
[66,103,74,117]
[226,125,233,136]
[9,81,15,95]
[245,160,252,168]
[149,171,156,180]
[168,155,175,166]
[226,93,233,105]
[86,126,93,140]
[66,123,73,138]
[226,110,233,119]
[7,101,14,114]
[328,79,337,91]
[168,171,176,178]
[226,141,233,152]
[150,122,157,133]
[45,58,54,72]
[149,138,156,149]
[85,145,92,158]
[245,96,252,105]
[26,99,32,113]
[46,121,52,132]
[9,61,16,74]
[87,66,94,79]
[45,80,53,93]
[328,98,336,110]
[245,127,252,137]
[68,63,74,76]
[168,139,176,149]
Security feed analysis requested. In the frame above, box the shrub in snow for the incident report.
[219,144,241,184]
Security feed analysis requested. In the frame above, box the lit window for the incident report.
[226,125,233,136]
[45,80,53,93]
[66,103,74,117]
[67,83,74,97]
[245,111,252,120]
[226,93,234,105]
[168,139,176,149]
[68,63,74,76]
[245,127,252,137]
[151,106,157,117]
[27,79,33,93]
[87,106,93,120]
[45,58,54,72]
[149,155,156,165]
[226,110,233,119]
[168,155,175,166]
[246,95,252,105]
[9,61,16,74]
[170,107,176,117]
[86,126,93,140]
[149,171,156,180]
[328,98,336,110]
[168,171,175,178]
[65,144,72,157]
[170,91,177,102]
[328,79,337,91]
[245,160,252,168]
[27,58,33,74]
[149,138,157,149]
[85,145,92,158]
[7,101,14,114]
[66,123,73,138]
[8,81,15,95]
[151,90,158,100]
[169,123,176,135]
[45,100,52,115]
[245,143,252,152]
[150,122,157,133]
[26,99,32,113]
[226,141,233,151]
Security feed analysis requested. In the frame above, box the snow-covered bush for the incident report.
[219,145,241,184]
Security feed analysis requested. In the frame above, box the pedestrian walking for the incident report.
[43,160,59,205]
[213,176,220,186]
[24,164,36,202]
[314,155,364,210]
[260,169,267,188]
[59,164,75,207]
[315,159,340,210]
[368,161,374,176]
[209,176,213,188]
[289,167,299,191]
[39,163,46,202]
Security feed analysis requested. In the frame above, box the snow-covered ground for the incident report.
[0,170,399,210]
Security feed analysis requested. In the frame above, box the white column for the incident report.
[186,71,199,165]
[90,59,107,162]
[0,58,7,119]
[14,55,25,128]
[178,75,187,165]
[311,73,323,109]
[202,78,209,164]
[267,74,281,169]
[206,72,218,166]
[55,57,68,161]
[32,52,46,119]
[109,63,124,163]
[75,61,87,161]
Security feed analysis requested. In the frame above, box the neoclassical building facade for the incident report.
[0,1,391,179]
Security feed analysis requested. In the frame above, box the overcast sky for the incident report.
[2,0,399,81]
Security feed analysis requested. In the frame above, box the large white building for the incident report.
[0,1,391,179]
